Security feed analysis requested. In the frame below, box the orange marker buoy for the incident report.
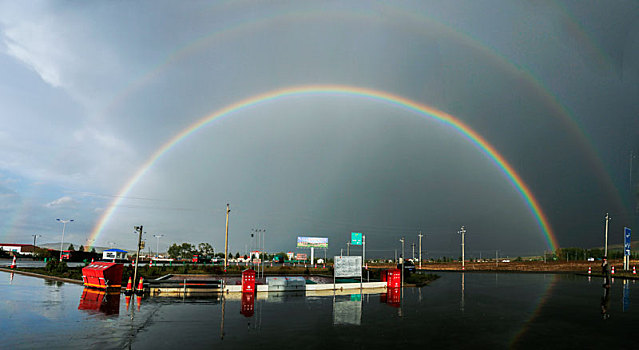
[611,266,615,275]
[588,266,592,275]
[10,256,16,269]
[125,277,133,295]
[633,266,637,275]
[136,277,144,295]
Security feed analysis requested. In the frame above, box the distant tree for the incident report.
[78,245,85,252]
[235,252,240,259]
[197,243,214,256]
[167,243,197,259]
[33,247,52,259]
[68,243,75,251]
[91,247,96,254]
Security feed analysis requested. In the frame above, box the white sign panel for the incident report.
[334,256,362,277]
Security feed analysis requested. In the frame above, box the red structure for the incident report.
[82,262,124,290]
[78,288,120,315]
[386,269,401,288]
[242,269,256,293]
[240,292,255,317]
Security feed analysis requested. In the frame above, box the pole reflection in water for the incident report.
[220,294,226,340]
[460,273,465,312]
[601,285,611,320]
[9,271,14,284]
[77,288,120,316]
[622,279,630,312]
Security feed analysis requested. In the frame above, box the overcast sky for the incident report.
[0,1,637,258]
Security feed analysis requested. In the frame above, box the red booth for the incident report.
[386,268,401,288]
[82,262,124,290]
[242,269,256,293]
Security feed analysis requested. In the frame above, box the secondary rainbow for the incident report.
[89,85,558,250]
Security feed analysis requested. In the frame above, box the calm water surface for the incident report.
[1,271,637,349]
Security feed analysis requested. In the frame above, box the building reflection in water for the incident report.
[380,287,402,314]
[240,292,255,318]
[333,293,362,326]
[78,288,120,316]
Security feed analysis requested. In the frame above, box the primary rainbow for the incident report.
[89,85,558,250]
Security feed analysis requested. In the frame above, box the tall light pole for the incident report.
[31,234,42,247]
[153,234,164,257]
[133,225,143,293]
[458,226,466,270]
[347,242,351,256]
[604,213,611,257]
[56,219,74,261]
[418,231,424,269]
[224,204,230,272]
[400,237,405,287]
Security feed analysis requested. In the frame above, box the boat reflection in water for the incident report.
[78,288,120,316]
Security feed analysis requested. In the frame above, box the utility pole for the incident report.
[362,235,366,268]
[400,237,405,287]
[418,231,424,269]
[153,234,164,258]
[347,242,351,256]
[411,243,416,261]
[224,204,230,272]
[631,151,634,191]
[458,226,466,270]
[133,225,143,292]
[56,218,73,261]
[496,250,499,268]
[604,213,611,257]
[31,234,41,247]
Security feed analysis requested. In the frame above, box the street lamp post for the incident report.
[56,219,74,261]
[400,237,405,287]
[153,234,164,258]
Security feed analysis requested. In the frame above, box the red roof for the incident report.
[0,244,37,247]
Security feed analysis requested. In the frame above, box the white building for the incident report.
[0,244,37,256]
[102,248,128,261]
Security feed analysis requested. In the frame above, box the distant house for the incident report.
[102,248,128,261]
[0,244,37,256]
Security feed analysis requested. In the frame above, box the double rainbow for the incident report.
[89,85,558,251]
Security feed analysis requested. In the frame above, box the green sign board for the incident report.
[351,232,362,246]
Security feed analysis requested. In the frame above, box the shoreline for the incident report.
[0,267,83,285]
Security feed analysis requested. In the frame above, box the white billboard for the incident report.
[334,256,362,277]
[297,236,328,248]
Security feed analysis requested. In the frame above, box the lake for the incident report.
[1,271,637,349]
